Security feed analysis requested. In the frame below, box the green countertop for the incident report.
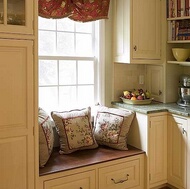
[111,101,190,117]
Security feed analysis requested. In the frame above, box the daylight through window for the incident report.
[38,17,100,114]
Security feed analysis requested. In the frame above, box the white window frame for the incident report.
[38,18,105,111]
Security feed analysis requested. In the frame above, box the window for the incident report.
[38,17,104,113]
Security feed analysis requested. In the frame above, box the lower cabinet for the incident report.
[44,170,96,189]
[167,114,187,189]
[40,154,144,189]
[149,114,167,187]
[127,112,167,189]
[99,157,143,189]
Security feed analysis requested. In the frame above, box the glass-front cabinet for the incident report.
[0,0,33,35]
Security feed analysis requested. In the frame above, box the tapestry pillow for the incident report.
[39,108,54,167]
[94,106,135,150]
[51,107,98,154]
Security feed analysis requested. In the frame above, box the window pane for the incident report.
[7,0,25,25]
[78,86,94,107]
[57,18,74,32]
[39,60,58,85]
[78,61,94,84]
[39,87,58,114]
[59,60,76,85]
[76,22,92,33]
[39,31,56,55]
[76,33,92,56]
[38,17,56,30]
[57,32,74,55]
[59,86,77,110]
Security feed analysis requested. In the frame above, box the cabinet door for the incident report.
[0,0,33,35]
[44,170,96,189]
[149,115,167,187]
[0,39,35,189]
[113,0,131,63]
[113,0,161,64]
[168,115,187,189]
[132,0,161,60]
[146,65,163,102]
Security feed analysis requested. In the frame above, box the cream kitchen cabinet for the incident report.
[146,65,164,102]
[44,170,96,189]
[0,0,34,35]
[127,112,167,189]
[99,156,144,189]
[0,39,35,189]
[167,114,187,189]
[113,0,162,64]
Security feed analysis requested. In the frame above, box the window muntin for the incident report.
[38,17,98,113]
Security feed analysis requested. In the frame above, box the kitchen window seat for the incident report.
[39,145,145,189]
[39,145,145,176]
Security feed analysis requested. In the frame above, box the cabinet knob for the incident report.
[133,45,137,51]
[182,128,187,135]
[159,90,162,95]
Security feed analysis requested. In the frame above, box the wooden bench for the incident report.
[39,145,145,176]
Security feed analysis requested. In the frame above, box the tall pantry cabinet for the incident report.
[0,1,38,189]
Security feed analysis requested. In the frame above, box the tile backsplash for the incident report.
[114,63,146,101]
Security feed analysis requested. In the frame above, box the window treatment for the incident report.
[38,0,110,22]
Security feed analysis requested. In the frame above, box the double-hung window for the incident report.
[38,17,103,113]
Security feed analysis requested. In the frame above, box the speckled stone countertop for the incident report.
[111,101,190,117]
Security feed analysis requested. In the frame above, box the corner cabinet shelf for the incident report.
[167,60,190,66]
[166,1,190,66]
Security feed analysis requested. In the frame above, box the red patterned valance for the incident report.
[39,0,110,22]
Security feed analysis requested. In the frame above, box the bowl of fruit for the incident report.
[120,89,153,105]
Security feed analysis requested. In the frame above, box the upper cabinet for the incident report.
[113,0,162,64]
[0,0,33,35]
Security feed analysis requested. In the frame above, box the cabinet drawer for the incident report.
[99,156,143,189]
[44,170,95,189]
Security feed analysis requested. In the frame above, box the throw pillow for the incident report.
[94,106,135,150]
[39,108,54,167]
[51,107,98,154]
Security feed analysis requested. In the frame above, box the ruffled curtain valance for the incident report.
[38,0,110,22]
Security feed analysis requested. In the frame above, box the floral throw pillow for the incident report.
[51,107,98,154]
[94,106,135,150]
[39,108,54,167]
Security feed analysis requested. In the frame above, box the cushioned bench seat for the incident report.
[39,145,145,176]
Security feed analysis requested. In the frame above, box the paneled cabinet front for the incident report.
[0,39,35,189]
[113,0,162,64]
[99,155,144,189]
[149,114,167,188]
[44,170,96,189]
[146,65,164,102]
[40,154,144,189]
[167,114,187,189]
[0,0,33,35]
[126,112,167,189]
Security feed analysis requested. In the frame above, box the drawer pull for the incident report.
[79,187,83,189]
[111,174,129,184]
